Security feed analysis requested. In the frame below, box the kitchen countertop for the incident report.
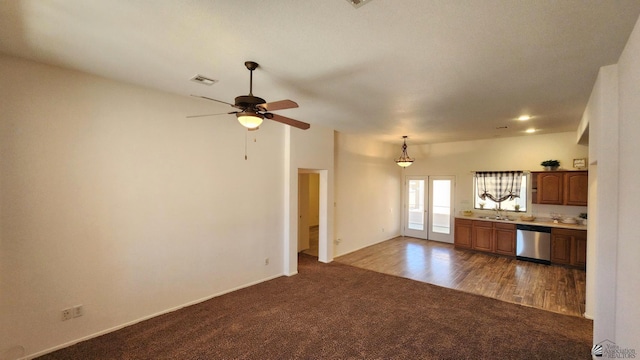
[455,215,587,231]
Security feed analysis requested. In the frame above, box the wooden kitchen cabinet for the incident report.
[551,228,587,269]
[494,223,517,256]
[551,231,572,265]
[472,221,494,253]
[572,232,588,268]
[455,218,585,268]
[564,172,588,206]
[537,172,563,204]
[455,219,516,256]
[454,218,472,249]
[532,171,588,206]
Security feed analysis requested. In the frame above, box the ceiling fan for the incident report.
[189,61,310,130]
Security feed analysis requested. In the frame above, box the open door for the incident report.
[298,174,310,252]
[298,173,320,256]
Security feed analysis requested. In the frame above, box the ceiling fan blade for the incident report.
[190,94,239,108]
[186,111,237,119]
[258,99,299,112]
[264,113,310,130]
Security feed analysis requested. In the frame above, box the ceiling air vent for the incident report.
[347,0,372,9]
[190,74,218,86]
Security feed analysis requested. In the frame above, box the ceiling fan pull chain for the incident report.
[245,130,248,160]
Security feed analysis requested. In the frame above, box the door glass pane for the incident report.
[408,180,425,231]
[431,180,451,234]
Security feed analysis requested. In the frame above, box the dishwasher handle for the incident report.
[516,224,552,233]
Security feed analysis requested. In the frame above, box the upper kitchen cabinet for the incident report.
[537,172,563,204]
[564,171,588,206]
[532,171,588,206]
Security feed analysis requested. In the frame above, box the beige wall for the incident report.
[581,13,640,351]
[0,54,312,358]
[0,53,360,357]
[582,64,619,329]
[612,13,640,351]
[285,124,334,271]
[333,132,402,256]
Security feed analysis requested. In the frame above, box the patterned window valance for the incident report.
[475,171,524,203]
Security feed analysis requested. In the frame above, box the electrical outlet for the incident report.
[264,258,269,266]
[73,305,84,318]
[61,308,73,321]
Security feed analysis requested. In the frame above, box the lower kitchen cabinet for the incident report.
[455,218,586,268]
[551,231,572,264]
[551,228,587,269]
[455,218,516,256]
[472,221,494,252]
[494,223,516,256]
[574,236,587,267]
[454,219,472,249]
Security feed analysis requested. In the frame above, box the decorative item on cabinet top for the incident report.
[540,159,560,171]
[573,158,587,169]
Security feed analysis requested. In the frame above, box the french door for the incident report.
[404,176,455,243]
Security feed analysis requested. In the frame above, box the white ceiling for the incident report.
[1,0,639,144]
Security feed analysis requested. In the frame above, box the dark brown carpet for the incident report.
[38,254,592,359]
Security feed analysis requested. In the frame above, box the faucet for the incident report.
[494,207,501,220]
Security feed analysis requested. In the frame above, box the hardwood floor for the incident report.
[334,236,587,318]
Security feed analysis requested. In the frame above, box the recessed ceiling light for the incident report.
[518,115,531,121]
[526,128,536,133]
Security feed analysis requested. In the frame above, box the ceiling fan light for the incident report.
[237,111,264,129]
[395,136,414,168]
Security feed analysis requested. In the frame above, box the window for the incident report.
[473,173,528,212]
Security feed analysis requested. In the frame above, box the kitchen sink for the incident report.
[477,216,513,221]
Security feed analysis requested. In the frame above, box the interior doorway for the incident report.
[403,176,455,243]
[298,173,320,256]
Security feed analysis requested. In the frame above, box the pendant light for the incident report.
[395,135,414,167]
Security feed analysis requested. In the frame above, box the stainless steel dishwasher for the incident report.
[516,224,551,264]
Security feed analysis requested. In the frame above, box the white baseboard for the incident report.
[23,273,284,360]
